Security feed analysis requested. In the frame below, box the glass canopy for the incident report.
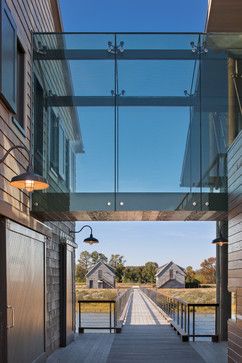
[31,32,240,219]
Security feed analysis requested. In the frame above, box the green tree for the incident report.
[198,257,216,284]
[76,251,91,281]
[90,251,108,265]
[109,254,126,282]
[143,262,158,283]
[185,265,196,283]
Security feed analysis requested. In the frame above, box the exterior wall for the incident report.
[156,263,185,288]
[0,0,76,360]
[86,263,115,289]
[228,131,242,362]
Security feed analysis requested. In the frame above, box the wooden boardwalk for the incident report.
[47,289,227,363]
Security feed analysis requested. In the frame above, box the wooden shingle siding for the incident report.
[228,130,242,362]
[0,0,76,357]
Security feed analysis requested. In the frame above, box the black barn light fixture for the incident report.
[211,227,228,247]
[70,224,99,245]
[0,145,49,192]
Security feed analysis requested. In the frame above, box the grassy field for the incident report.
[75,284,216,312]
[159,288,216,304]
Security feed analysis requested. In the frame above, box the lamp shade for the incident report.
[211,236,228,247]
[83,233,99,245]
[10,171,49,192]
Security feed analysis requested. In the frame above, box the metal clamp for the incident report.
[7,305,15,329]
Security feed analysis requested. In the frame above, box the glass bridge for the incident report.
[31,32,241,221]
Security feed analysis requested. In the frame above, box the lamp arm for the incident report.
[0,145,31,166]
[70,224,93,234]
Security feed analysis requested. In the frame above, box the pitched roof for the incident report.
[86,260,116,277]
[155,261,186,277]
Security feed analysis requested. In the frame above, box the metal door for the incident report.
[6,220,45,363]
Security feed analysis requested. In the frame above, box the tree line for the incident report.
[76,251,216,285]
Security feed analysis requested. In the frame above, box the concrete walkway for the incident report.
[47,289,227,363]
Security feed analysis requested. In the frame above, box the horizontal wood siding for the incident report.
[228,130,242,362]
[0,0,75,357]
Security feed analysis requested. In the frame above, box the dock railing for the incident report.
[78,288,132,333]
[141,287,219,342]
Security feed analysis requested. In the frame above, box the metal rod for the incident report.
[78,302,82,333]
[110,302,112,333]
[192,306,195,342]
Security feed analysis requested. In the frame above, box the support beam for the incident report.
[34,49,198,61]
[228,58,236,145]
[216,221,231,341]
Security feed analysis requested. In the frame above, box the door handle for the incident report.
[7,305,15,329]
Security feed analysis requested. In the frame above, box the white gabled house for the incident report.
[156,261,186,288]
[86,260,116,289]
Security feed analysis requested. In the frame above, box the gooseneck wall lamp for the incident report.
[70,225,99,245]
[211,224,228,247]
[0,145,49,192]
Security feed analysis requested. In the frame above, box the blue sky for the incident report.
[59,0,214,269]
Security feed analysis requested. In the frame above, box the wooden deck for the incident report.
[47,289,227,363]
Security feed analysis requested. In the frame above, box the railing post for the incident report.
[184,304,187,333]
[177,301,180,324]
[109,302,112,333]
[188,305,190,338]
[114,301,117,331]
[192,305,195,342]
[78,301,84,333]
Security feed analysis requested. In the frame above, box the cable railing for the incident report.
[78,288,132,333]
[141,288,219,342]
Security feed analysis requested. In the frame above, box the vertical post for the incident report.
[217,221,231,341]
[109,302,112,333]
[228,58,236,146]
[216,242,221,338]
[114,301,117,331]
[184,304,187,333]
[177,301,180,324]
[78,302,83,334]
[192,306,195,342]
[188,305,190,338]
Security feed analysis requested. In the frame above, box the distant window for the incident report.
[49,110,59,173]
[89,280,93,289]
[33,76,44,174]
[14,40,25,129]
[0,1,17,112]
[59,123,66,179]
[98,270,102,279]
[170,269,174,279]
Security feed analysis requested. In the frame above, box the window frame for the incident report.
[12,38,25,133]
[0,0,17,113]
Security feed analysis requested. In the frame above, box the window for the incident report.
[67,142,76,192]
[59,124,66,179]
[49,110,59,173]
[170,269,174,279]
[0,0,17,112]
[98,270,103,279]
[33,76,44,174]
[13,40,25,129]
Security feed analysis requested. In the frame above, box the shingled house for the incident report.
[156,261,186,288]
[86,261,116,289]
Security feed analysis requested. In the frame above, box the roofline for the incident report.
[49,0,63,32]
[86,260,116,277]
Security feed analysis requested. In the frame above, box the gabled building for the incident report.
[156,261,186,288]
[86,260,116,289]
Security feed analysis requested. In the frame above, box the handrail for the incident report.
[141,288,219,342]
[77,289,132,334]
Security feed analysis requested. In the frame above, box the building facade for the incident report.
[156,261,186,289]
[0,1,77,362]
[86,261,116,289]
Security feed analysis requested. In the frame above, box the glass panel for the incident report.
[31,33,231,217]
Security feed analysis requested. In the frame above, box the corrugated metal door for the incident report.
[6,220,45,363]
